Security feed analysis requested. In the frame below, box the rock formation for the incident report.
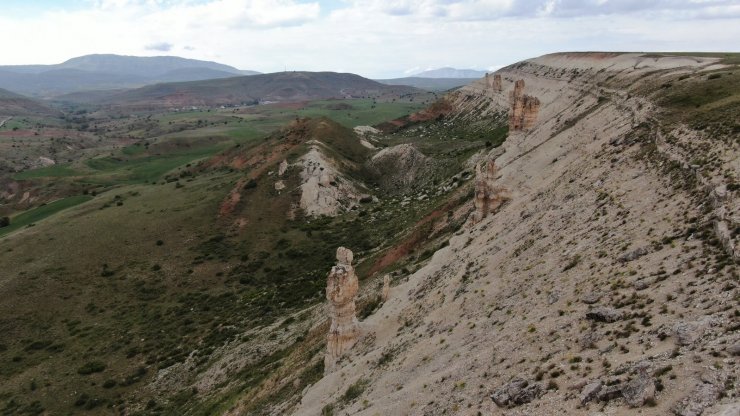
[470,159,509,224]
[508,79,540,131]
[278,159,288,176]
[325,247,360,373]
[381,274,390,302]
[485,73,502,92]
[299,146,357,217]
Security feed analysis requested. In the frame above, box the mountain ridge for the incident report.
[0,54,260,97]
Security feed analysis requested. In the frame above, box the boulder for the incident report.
[586,307,624,323]
[618,247,649,263]
[490,378,543,408]
[622,366,656,407]
[581,292,602,304]
[579,380,602,405]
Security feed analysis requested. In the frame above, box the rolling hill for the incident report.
[0,54,259,97]
[0,88,61,117]
[89,71,427,110]
[414,67,488,78]
[375,76,473,91]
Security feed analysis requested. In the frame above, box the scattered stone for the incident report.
[579,331,601,350]
[490,378,543,408]
[673,321,702,346]
[633,279,650,291]
[622,365,656,407]
[547,291,559,305]
[586,307,623,323]
[618,247,649,263]
[581,292,602,304]
[579,380,602,405]
[671,377,722,416]
[597,384,622,402]
[705,402,740,416]
[274,180,285,191]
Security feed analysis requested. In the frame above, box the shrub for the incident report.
[0,217,9,228]
[77,361,106,375]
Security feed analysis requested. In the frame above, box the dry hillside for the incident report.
[292,53,739,415]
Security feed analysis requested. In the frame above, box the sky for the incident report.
[1,0,739,78]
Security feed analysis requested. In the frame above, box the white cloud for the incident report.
[0,0,738,78]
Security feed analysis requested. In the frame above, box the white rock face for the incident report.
[299,145,357,217]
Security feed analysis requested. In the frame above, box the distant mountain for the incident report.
[87,71,424,110]
[376,77,473,91]
[0,54,260,97]
[413,67,488,78]
[0,88,61,117]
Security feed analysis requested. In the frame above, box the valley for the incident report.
[0,51,737,416]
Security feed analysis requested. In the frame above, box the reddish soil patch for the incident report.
[366,188,470,277]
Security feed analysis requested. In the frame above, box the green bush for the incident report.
[77,361,106,375]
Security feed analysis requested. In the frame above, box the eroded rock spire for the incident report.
[471,159,509,224]
[325,247,360,373]
[508,79,540,131]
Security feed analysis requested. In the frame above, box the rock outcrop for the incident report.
[490,378,543,408]
[381,275,390,302]
[299,145,357,217]
[278,159,288,176]
[325,247,360,373]
[508,79,540,131]
[470,159,509,224]
[486,73,502,92]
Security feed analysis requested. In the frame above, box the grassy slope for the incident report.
[0,195,92,237]
[0,99,471,414]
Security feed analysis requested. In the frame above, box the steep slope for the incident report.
[94,72,426,110]
[293,53,739,415]
[0,109,478,414]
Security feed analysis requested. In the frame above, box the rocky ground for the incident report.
[291,53,739,416]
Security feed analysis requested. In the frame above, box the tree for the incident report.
[0,217,9,228]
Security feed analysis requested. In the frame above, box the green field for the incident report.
[0,195,93,237]
[12,164,80,180]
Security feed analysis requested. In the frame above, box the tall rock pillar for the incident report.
[325,247,360,373]
[471,159,509,224]
[508,79,540,131]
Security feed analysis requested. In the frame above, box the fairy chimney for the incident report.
[470,159,510,224]
[508,79,540,131]
[325,247,360,373]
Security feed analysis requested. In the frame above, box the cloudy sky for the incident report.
[2,0,739,78]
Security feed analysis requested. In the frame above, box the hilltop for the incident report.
[0,54,259,97]
[414,67,488,78]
